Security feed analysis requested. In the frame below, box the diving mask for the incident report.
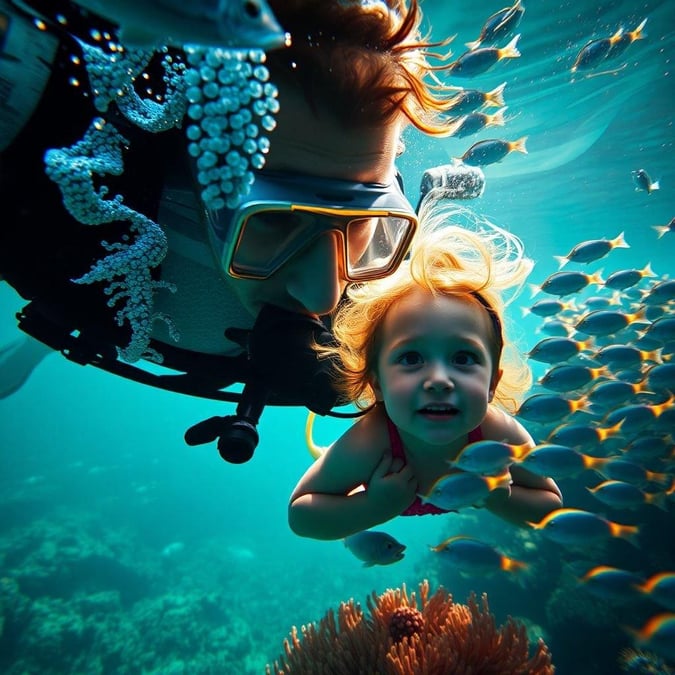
[205,172,418,281]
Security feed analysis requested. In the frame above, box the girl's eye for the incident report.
[397,351,423,366]
[454,351,479,366]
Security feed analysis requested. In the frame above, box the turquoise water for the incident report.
[1,0,674,673]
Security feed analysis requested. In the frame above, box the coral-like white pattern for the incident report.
[45,119,178,363]
[45,39,279,364]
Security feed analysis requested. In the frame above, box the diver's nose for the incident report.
[285,233,345,316]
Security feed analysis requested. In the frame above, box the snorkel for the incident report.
[184,303,343,463]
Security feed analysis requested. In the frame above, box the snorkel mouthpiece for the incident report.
[247,304,342,414]
[185,304,342,463]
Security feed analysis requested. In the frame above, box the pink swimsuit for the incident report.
[385,415,484,516]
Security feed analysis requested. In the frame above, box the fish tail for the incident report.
[611,522,640,545]
[553,255,569,270]
[490,106,507,127]
[500,34,521,59]
[646,490,668,511]
[486,82,506,107]
[612,231,630,249]
[511,136,528,154]
[502,556,528,573]
[630,18,648,41]
[648,180,660,193]
[652,225,668,239]
[465,38,482,51]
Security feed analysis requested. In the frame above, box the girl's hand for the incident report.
[366,452,418,517]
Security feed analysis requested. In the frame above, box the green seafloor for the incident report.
[1,0,674,673]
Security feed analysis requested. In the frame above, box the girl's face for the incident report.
[372,288,502,452]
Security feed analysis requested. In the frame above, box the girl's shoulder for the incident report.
[480,405,534,446]
[335,404,391,457]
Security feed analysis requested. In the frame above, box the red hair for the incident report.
[266,0,459,134]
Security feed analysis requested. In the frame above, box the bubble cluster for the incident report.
[45,119,178,363]
[183,47,279,210]
[78,40,188,131]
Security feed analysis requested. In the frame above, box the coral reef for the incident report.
[267,580,554,674]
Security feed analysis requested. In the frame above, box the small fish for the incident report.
[652,217,675,239]
[537,270,604,297]
[554,232,629,268]
[525,298,577,319]
[642,317,675,344]
[429,535,527,575]
[519,444,616,480]
[539,364,608,392]
[517,393,590,423]
[465,0,525,51]
[604,401,673,436]
[601,458,670,489]
[451,440,531,475]
[446,83,506,115]
[634,572,675,612]
[420,470,512,511]
[449,34,521,78]
[452,107,507,138]
[589,479,667,511]
[588,380,652,408]
[642,279,675,306]
[624,435,673,462]
[578,565,644,602]
[575,308,647,337]
[527,508,639,546]
[538,318,574,337]
[571,28,624,72]
[460,136,527,166]
[607,18,648,60]
[632,169,660,194]
[605,264,655,290]
[646,363,675,393]
[547,420,623,451]
[527,336,594,364]
[593,344,661,369]
[627,613,675,661]
[72,0,286,49]
[343,531,406,567]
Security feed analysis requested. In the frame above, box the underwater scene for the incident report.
[0,0,674,673]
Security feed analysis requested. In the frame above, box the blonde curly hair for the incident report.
[321,202,534,413]
[267,0,460,135]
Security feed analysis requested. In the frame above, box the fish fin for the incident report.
[512,136,528,154]
[553,255,569,270]
[486,82,506,107]
[490,107,507,127]
[500,34,521,59]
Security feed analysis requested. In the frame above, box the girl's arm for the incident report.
[480,407,563,527]
[288,408,418,540]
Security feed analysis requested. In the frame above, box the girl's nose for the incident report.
[285,233,346,316]
[423,364,454,391]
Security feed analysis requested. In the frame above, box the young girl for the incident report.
[289,205,563,540]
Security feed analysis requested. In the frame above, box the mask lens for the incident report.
[231,209,317,278]
[346,216,414,280]
[230,208,414,280]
